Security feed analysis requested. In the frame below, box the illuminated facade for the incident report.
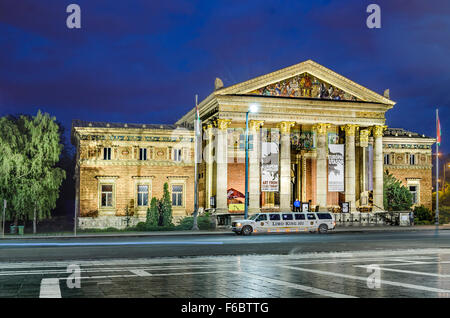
[72,60,434,228]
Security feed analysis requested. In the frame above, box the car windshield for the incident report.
[248,214,259,220]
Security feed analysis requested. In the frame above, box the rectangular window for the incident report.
[410,154,416,165]
[282,214,293,220]
[269,214,280,221]
[256,214,267,221]
[307,213,316,220]
[137,185,149,206]
[103,148,111,160]
[384,154,390,165]
[139,148,147,161]
[294,214,306,220]
[171,184,183,206]
[409,186,418,204]
[173,149,182,162]
[101,185,113,207]
[317,213,333,220]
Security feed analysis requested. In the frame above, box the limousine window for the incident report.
[317,213,333,220]
[269,214,281,221]
[307,213,316,220]
[294,214,305,220]
[282,214,293,220]
[256,214,267,221]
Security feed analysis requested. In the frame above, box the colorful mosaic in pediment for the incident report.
[248,73,360,101]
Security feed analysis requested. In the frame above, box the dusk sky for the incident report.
[0,0,448,153]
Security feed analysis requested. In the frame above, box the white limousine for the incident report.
[231,212,336,236]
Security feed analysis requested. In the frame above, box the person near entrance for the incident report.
[293,198,301,212]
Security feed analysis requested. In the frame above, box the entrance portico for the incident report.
[176,60,395,214]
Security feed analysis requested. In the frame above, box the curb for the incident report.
[1,225,449,240]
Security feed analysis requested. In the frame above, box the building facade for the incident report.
[71,60,435,229]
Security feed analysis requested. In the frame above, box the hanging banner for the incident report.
[261,141,279,192]
[328,144,344,192]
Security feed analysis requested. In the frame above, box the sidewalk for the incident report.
[1,224,449,240]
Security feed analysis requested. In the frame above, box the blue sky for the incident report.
[0,0,448,152]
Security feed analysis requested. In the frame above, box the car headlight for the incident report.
[236,223,242,227]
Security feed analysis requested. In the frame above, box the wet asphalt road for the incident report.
[0,229,449,262]
[1,229,450,298]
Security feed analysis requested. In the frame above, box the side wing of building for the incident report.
[71,120,195,229]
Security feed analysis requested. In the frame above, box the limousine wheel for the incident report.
[242,225,253,236]
[318,224,328,234]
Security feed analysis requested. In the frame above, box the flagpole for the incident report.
[436,108,440,226]
[192,94,199,231]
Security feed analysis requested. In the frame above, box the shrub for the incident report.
[176,216,214,230]
[414,205,433,222]
[132,222,176,231]
[146,197,159,226]
[161,183,173,227]
[383,171,413,211]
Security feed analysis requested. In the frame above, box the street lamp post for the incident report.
[244,105,258,219]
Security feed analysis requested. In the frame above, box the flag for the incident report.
[437,111,441,146]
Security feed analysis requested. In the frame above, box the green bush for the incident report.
[383,171,413,211]
[132,222,176,231]
[414,205,433,222]
[146,198,160,226]
[176,216,214,230]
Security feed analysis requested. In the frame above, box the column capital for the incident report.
[249,120,264,131]
[312,123,331,135]
[214,119,232,130]
[359,129,370,147]
[202,123,213,132]
[371,125,387,138]
[341,124,360,136]
[277,121,295,134]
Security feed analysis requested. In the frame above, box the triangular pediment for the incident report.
[216,60,395,105]
[246,72,360,101]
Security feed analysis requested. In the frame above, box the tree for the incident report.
[0,111,66,230]
[383,171,413,211]
[161,183,173,227]
[146,197,159,226]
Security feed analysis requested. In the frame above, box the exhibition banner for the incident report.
[328,144,344,192]
[261,141,279,192]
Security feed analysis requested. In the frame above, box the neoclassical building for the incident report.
[72,60,434,228]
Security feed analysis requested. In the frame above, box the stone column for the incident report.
[214,119,232,213]
[372,125,386,212]
[248,120,264,213]
[313,123,331,211]
[359,129,370,200]
[278,121,295,211]
[341,124,359,212]
[204,124,214,209]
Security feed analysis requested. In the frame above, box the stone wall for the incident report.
[79,164,195,219]
[386,167,433,210]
